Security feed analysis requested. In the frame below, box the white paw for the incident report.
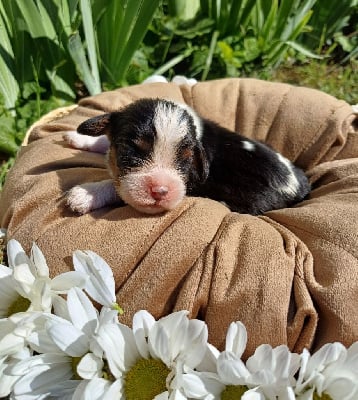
[66,186,96,214]
[66,180,118,214]
[63,131,88,149]
[63,131,109,153]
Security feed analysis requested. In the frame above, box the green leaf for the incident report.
[0,7,19,109]
[68,32,101,95]
[286,41,324,59]
[0,116,18,155]
[16,0,57,39]
[79,0,101,92]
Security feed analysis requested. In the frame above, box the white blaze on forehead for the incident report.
[152,101,191,168]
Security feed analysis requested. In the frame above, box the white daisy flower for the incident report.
[75,310,210,399]
[215,321,299,400]
[72,250,123,313]
[0,239,88,317]
[8,287,118,398]
[166,321,255,399]
[296,342,358,400]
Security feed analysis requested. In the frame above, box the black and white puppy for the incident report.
[64,98,310,215]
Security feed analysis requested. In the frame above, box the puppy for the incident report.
[64,98,310,215]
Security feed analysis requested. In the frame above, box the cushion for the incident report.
[1,78,357,358]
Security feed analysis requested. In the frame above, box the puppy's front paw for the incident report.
[63,131,109,153]
[66,180,118,214]
[66,185,96,214]
[63,131,87,149]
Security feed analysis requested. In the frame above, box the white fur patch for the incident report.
[63,131,110,154]
[276,153,299,197]
[242,140,255,151]
[66,180,117,214]
[152,102,189,169]
[175,102,203,140]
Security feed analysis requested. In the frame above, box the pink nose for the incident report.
[151,185,169,200]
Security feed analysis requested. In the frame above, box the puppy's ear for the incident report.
[194,143,209,183]
[77,113,111,136]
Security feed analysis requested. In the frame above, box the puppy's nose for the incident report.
[151,185,169,200]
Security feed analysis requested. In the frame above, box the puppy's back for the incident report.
[192,119,310,215]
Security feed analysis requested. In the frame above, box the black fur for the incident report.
[190,120,310,214]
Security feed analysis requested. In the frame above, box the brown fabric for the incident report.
[1,78,357,357]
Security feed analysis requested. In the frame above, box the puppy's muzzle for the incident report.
[117,167,186,214]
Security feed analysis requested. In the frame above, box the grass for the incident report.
[261,59,358,104]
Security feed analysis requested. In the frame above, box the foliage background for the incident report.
[0,0,357,189]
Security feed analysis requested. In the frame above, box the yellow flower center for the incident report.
[313,391,333,400]
[7,296,31,316]
[124,358,170,400]
[71,357,82,380]
[221,385,249,399]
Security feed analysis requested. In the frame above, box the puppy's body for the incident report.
[64,98,310,215]
[193,121,309,214]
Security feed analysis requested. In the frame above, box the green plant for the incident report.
[0,0,161,111]
[0,0,161,159]
[147,0,322,80]
[0,95,69,157]
[300,0,357,54]
[93,0,161,86]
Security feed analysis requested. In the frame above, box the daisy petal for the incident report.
[6,240,31,272]
[154,391,169,400]
[77,352,104,379]
[66,288,98,336]
[0,333,25,356]
[30,243,49,278]
[73,250,115,307]
[242,388,265,399]
[182,319,208,367]
[12,264,36,297]
[97,323,139,377]
[225,321,248,357]
[73,377,112,400]
[133,310,156,358]
[149,323,170,366]
[181,372,224,398]
[13,362,72,397]
[46,318,89,357]
[103,379,124,400]
[217,351,250,384]
[51,271,89,293]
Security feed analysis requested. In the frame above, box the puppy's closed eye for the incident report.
[132,137,153,154]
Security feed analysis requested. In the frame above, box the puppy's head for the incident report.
[77,98,209,214]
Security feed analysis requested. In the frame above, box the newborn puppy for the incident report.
[64,98,310,215]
